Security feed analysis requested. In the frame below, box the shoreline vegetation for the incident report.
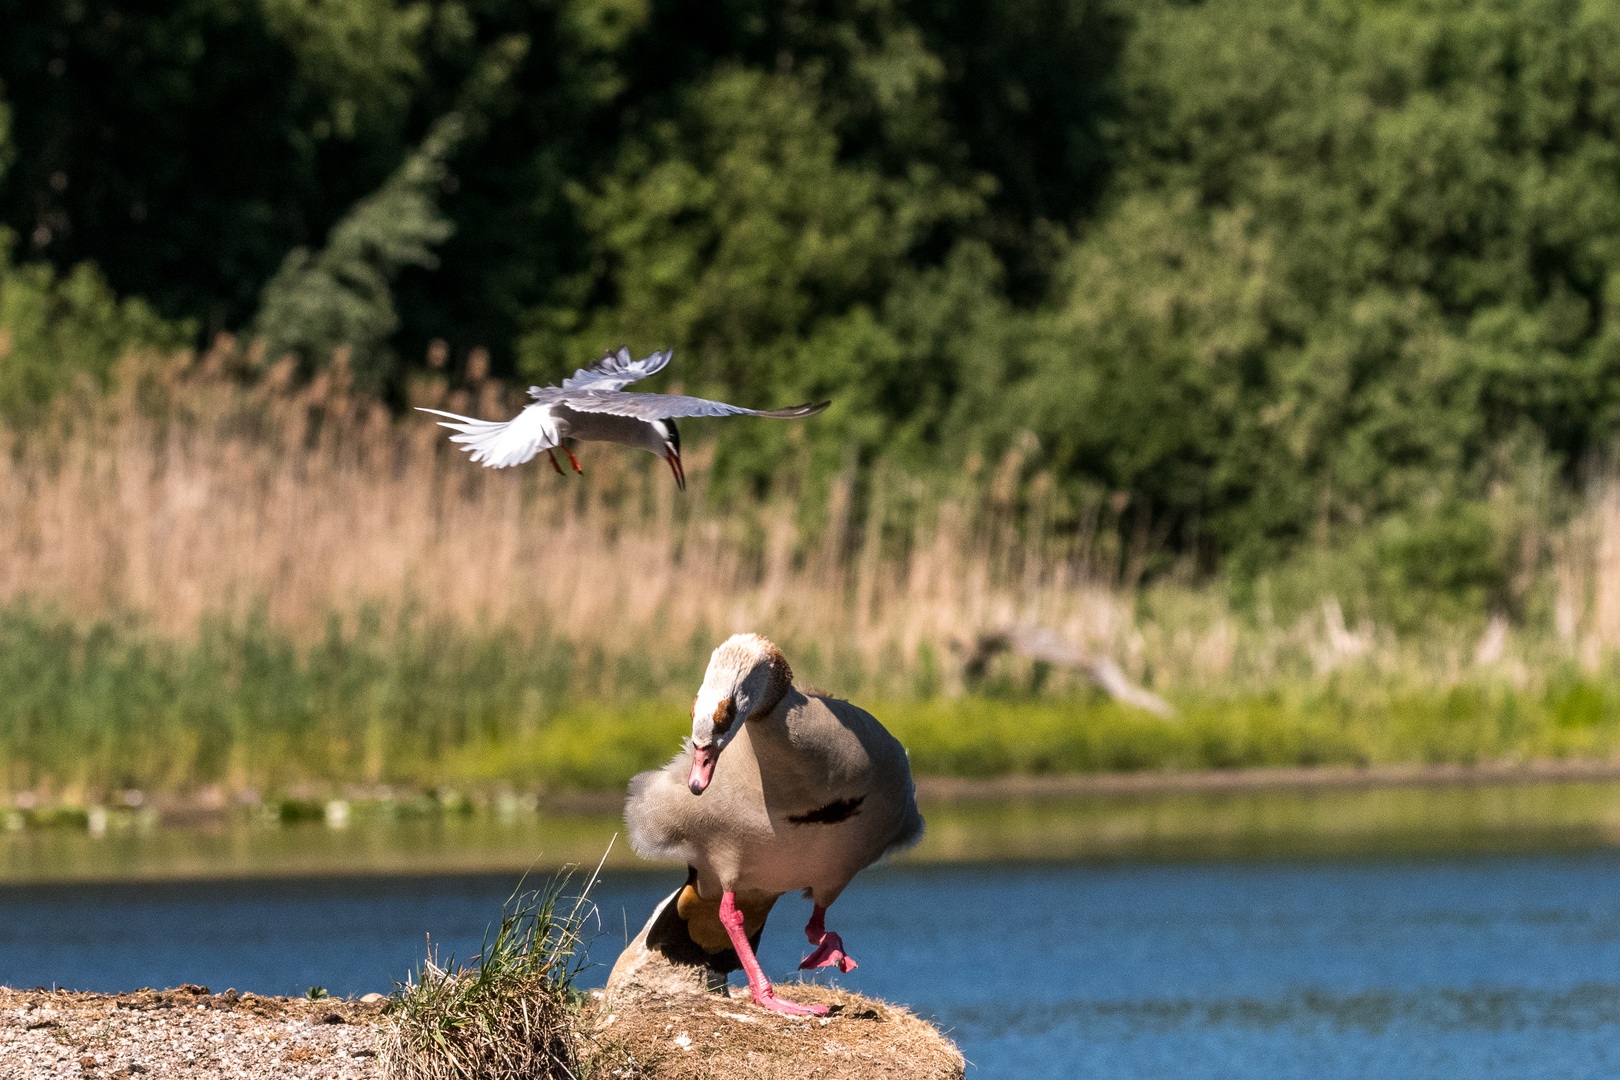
[8,355,1620,810]
[14,758,1620,835]
[10,768,1620,886]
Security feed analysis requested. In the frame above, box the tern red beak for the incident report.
[666,448,686,492]
[688,742,717,794]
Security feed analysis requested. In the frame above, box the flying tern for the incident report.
[419,348,830,490]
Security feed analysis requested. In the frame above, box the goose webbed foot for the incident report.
[718,891,829,1017]
[751,986,830,1016]
[801,931,856,973]
[801,902,857,972]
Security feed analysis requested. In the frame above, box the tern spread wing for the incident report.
[557,390,831,421]
[551,347,674,394]
[417,405,561,468]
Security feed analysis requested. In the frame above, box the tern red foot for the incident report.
[719,892,828,1016]
[546,448,565,475]
[563,445,583,473]
[800,903,857,972]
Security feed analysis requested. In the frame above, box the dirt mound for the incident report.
[4,967,962,1079]
[590,983,965,1080]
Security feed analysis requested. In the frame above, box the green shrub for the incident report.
[0,245,193,421]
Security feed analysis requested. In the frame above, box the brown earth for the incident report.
[588,984,966,1080]
[593,880,964,1080]
[0,984,387,1079]
[1,982,964,1080]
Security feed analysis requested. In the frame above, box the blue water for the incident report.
[5,856,1620,1079]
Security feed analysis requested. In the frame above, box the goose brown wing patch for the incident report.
[788,796,865,825]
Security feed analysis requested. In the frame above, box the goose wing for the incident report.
[417,404,562,468]
[551,347,674,394]
[558,390,831,421]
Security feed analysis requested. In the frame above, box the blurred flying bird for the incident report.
[961,624,1175,717]
[419,347,830,490]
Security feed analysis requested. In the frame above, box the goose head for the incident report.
[687,633,792,795]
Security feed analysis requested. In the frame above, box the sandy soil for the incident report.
[590,984,966,1080]
[0,985,386,1079]
[1,983,964,1080]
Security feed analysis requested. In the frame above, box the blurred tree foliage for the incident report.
[8,0,1620,599]
[255,111,463,390]
[1013,0,1620,579]
[0,238,194,419]
[0,0,435,330]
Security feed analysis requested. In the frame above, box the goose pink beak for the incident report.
[688,743,718,794]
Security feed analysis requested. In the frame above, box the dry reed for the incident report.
[8,344,1620,798]
[4,340,1620,704]
[0,341,1147,699]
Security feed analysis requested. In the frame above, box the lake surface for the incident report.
[6,854,1620,1079]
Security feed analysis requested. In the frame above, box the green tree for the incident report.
[522,62,996,481]
[0,241,194,420]
[0,78,13,184]
[999,0,1620,574]
[0,0,445,332]
[255,113,463,389]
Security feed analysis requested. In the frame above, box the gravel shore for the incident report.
[2,981,965,1079]
[0,985,386,1079]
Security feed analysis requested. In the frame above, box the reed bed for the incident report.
[0,341,1153,699]
[4,342,1620,801]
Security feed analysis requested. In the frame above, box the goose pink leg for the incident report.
[718,892,828,1016]
[800,904,857,972]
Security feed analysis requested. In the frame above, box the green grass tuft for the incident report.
[380,866,600,1080]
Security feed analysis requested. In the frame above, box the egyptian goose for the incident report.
[624,633,924,1015]
[421,347,829,489]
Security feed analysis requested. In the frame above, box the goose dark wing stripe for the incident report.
[787,796,865,825]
